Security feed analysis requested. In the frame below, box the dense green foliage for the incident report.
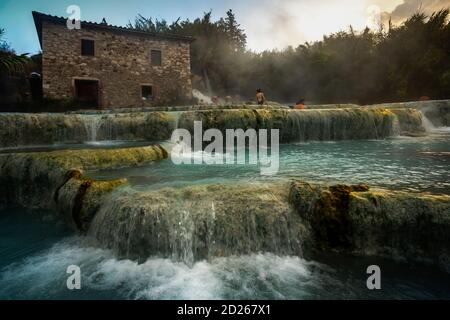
[0,28,30,74]
[130,9,450,104]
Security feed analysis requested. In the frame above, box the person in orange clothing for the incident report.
[295,98,306,109]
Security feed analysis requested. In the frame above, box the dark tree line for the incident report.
[2,9,449,109]
[130,9,450,104]
[0,29,40,109]
[0,28,30,74]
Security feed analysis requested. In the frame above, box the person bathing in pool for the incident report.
[295,98,306,109]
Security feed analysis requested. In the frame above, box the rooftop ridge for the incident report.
[32,11,195,48]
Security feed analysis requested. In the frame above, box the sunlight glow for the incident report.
[242,0,405,51]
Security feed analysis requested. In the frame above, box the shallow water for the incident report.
[1,131,449,299]
[89,133,450,194]
[1,209,449,300]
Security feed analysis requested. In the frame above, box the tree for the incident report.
[219,10,247,52]
[129,10,249,96]
[0,28,30,74]
[128,10,450,103]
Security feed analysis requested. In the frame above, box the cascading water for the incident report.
[420,109,450,133]
[88,183,307,265]
[391,114,401,136]
[0,106,432,149]
[171,111,183,129]
[1,102,450,299]
[83,115,104,142]
[192,89,213,104]
[257,108,403,142]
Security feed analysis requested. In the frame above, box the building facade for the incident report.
[33,11,194,109]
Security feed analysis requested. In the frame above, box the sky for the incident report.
[0,0,449,54]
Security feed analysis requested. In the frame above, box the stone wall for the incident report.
[42,21,192,108]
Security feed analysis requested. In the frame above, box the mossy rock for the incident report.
[289,180,450,264]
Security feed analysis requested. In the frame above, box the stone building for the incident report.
[32,11,194,109]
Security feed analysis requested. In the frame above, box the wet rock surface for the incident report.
[289,181,450,264]
[0,112,174,147]
[0,141,448,266]
[0,105,429,148]
[0,101,448,265]
[367,100,450,127]
[88,182,307,264]
[0,145,167,213]
[83,179,450,264]
[56,176,127,232]
[178,107,425,142]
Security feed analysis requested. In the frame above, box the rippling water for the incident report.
[89,133,450,194]
[1,209,450,300]
[1,133,449,299]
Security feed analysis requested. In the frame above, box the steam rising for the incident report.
[239,0,449,51]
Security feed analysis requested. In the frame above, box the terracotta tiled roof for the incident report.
[32,11,195,48]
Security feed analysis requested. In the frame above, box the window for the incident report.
[151,50,161,66]
[81,39,95,56]
[141,85,153,100]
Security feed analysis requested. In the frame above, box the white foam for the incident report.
[420,111,450,134]
[192,89,213,105]
[0,237,328,300]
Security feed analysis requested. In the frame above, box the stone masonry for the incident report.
[34,12,193,108]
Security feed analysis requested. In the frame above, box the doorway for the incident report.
[74,79,99,108]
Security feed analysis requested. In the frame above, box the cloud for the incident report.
[241,0,369,52]
[239,0,450,52]
[382,0,450,23]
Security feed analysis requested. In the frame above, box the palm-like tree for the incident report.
[0,28,30,74]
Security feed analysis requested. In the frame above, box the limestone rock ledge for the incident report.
[0,145,168,216]
[289,181,450,264]
[178,107,425,142]
[0,106,427,148]
[85,180,450,264]
[1,142,448,265]
[88,182,308,263]
[0,112,173,148]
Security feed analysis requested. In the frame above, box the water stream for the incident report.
[1,208,449,299]
[0,106,449,299]
[90,133,450,194]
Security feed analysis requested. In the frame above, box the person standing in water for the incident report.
[256,89,266,105]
